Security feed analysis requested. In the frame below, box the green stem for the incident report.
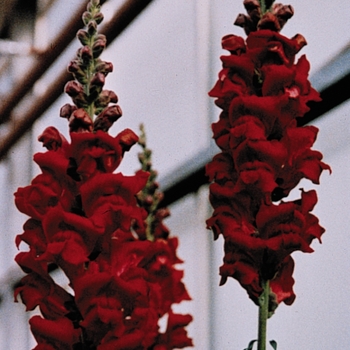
[86,36,96,120]
[260,0,267,15]
[257,279,269,350]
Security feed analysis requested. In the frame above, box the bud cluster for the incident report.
[235,0,295,34]
[136,124,170,241]
[62,0,122,133]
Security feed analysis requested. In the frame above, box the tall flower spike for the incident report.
[207,0,330,348]
[14,1,192,348]
[136,124,170,241]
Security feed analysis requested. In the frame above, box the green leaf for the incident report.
[269,340,277,349]
[244,339,257,350]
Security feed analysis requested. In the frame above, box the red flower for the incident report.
[15,2,192,348]
[155,311,193,349]
[14,173,62,221]
[69,129,138,181]
[15,273,73,320]
[30,316,80,350]
[207,16,329,310]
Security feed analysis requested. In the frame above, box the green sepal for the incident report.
[244,339,257,350]
[269,340,277,349]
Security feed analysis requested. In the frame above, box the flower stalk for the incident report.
[207,0,330,347]
[14,1,193,348]
[258,280,270,350]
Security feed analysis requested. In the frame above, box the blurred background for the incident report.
[0,0,349,348]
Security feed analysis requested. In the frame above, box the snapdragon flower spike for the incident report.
[207,1,330,310]
[14,1,192,349]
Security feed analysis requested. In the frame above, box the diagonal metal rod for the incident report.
[0,0,155,160]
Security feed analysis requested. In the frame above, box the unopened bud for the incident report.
[82,11,92,25]
[60,103,77,119]
[77,29,90,45]
[97,90,118,107]
[101,105,122,119]
[258,12,281,32]
[69,108,93,133]
[73,93,88,109]
[80,46,93,61]
[273,4,294,29]
[88,21,97,36]
[234,14,255,35]
[243,0,261,24]
[93,12,104,24]
[94,105,123,132]
[155,208,170,220]
[92,35,107,58]
[95,61,113,75]
[145,195,153,205]
[64,81,83,97]
[90,72,105,87]
[67,60,80,74]
[67,61,86,83]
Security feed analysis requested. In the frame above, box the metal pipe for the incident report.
[0,0,155,160]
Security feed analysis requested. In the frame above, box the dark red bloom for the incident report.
[15,3,192,348]
[30,316,80,350]
[207,11,329,310]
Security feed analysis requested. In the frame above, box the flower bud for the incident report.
[96,90,118,109]
[243,0,261,24]
[92,35,107,58]
[88,73,105,102]
[104,90,118,103]
[273,4,294,29]
[93,105,123,132]
[90,72,105,87]
[91,0,100,6]
[100,104,122,120]
[87,2,93,12]
[77,29,90,46]
[93,12,104,25]
[82,11,92,25]
[64,81,83,97]
[67,61,87,83]
[95,61,113,75]
[69,108,93,133]
[59,103,77,119]
[80,46,93,61]
[145,195,154,206]
[88,21,97,36]
[155,208,170,220]
[67,60,81,74]
[234,14,255,35]
[258,12,281,32]
[73,93,88,109]
[138,153,145,162]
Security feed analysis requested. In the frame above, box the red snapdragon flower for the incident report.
[15,1,192,348]
[207,2,330,309]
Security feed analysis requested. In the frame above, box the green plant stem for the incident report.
[257,279,269,350]
[259,0,267,15]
